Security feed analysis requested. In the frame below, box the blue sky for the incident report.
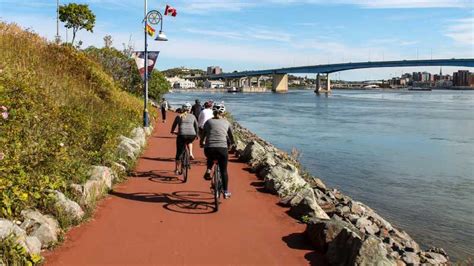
[1,0,473,80]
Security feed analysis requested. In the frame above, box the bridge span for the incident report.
[206,58,474,92]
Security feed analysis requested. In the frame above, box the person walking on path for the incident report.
[160,98,170,123]
[200,103,235,199]
[191,99,203,120]
[171,103,198,175]
[198,101,214,141]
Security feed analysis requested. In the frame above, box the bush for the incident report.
[0,22,156,219]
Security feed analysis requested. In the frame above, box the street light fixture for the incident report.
[143,4,167,127]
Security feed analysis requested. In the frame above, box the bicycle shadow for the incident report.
[130,170,183,184]
[141,156,175,162]
[109,190,216,214]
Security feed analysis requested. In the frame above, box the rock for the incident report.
[305,218,359,252]
[240,140,266,163]
[421,251,448,264]
[70,183,83,197]
[284,187,330,220]
[0,219,26,240]
[130,127,146,148]
[350,201,366,215]
[117,136,141,160]
[402,239,420,253]
[326,226,364,265]
[356,216,372,229]
[348,214,360,223]
[234,139,247,154]
[25,236,41,254]
[112,162,127,175]
[305,177,327,191]
[353,236,396,266]
[319,202,337,215]
[263,164,307,197]
[401,252,420,265]
[90,166,115,189]
[20,210,60,248]
[144,126,153,136]
[82,179,104,205]
[52,190,84,221]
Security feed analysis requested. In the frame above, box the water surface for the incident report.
[165,89,474,260]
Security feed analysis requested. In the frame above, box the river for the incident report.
[164,89,474,260]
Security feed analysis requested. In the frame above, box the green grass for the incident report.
[0,22,155,220]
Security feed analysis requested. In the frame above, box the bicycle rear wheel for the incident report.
[213,164,221,212]
[182,148,189,183]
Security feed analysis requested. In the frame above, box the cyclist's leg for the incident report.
[203,148,214,180]
[175,135,185,173]
[216,147,229,192]
[187,135,196,159]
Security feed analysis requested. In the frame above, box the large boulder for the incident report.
[283,187,330,220]
[240,140,266,163]
[130,127,147,148]
[24,236,41,255]
[52,190,84,221]
[89,166,115,190]
[117,136,141,160]
[20,210,60,248]
[326,226,364,265]
[263,163,306,197]
[305,218,359,252]
[354,236,396,266]
[0,219,27,241]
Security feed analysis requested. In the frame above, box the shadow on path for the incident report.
[282,232,328,266]
[110,190,215,214]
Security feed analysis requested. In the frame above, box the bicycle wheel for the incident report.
[213,164,221,211]
[182,148,189,183]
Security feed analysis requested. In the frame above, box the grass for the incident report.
[0,21,156,220]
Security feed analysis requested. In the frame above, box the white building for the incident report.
[204,80,225,89]
[166,76,196,89]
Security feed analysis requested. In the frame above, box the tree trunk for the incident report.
[72,28,77,45]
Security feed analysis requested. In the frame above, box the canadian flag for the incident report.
[164,5,177,17]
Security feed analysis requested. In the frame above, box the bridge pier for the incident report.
[315,73,331,94]
[272,74,288,92]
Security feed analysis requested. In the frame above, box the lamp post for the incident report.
[143,2,167,127]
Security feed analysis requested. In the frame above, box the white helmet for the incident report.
[212,103,226,114]
[182,102,192,111]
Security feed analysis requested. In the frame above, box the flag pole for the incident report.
[143,0,149,127]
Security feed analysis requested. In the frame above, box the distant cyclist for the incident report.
[197,101,214,141]
[171,103,198,175]
[201,103,235,198]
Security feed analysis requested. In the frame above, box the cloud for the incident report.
[445,17,474,46]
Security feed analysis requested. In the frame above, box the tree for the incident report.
[148,70,171,100]
[59,3,95,45]
[103,35,112,48]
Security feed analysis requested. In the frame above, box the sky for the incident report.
[1,0,473,80]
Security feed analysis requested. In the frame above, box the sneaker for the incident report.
[224,191,231,199]
[175,169,182,175]
[190,155,195,160]
[203,172,211,180]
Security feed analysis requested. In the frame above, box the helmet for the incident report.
[182,102,192,111]
[212,103,226,114]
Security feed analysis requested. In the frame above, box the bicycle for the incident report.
[210,160,223,212]
[180,145,190,183]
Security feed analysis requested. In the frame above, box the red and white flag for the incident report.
[164,5,177,17]
[132,51,160,80]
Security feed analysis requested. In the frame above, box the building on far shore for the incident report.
[204,80,225,89]
[207,66,222,75]
[166,76,196,89]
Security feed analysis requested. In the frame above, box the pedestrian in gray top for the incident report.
[171,102,198,175]
[201,103,235,199]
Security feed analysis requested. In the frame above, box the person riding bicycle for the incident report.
[200,103,235,199]
[171,103,198,175]
[197,100,214,141]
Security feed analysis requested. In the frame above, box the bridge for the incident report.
[205,58,474,92]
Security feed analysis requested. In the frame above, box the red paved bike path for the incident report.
[44,112,324,265]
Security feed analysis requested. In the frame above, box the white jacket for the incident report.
[198,108,213,128]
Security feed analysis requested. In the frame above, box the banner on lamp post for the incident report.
[132,51,160,80]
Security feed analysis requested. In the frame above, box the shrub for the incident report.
[0,22,157,219]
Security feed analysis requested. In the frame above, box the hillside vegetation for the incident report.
[0,22,156,219]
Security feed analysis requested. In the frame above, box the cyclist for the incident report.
[200,103,235,199]
[197,101,214,141]
[171,103,198,175]
[191,99,203,119]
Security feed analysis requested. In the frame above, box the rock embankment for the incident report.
[232,122,449,265]
[0,126,153,264]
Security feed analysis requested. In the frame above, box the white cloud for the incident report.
[445,17,474,46]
